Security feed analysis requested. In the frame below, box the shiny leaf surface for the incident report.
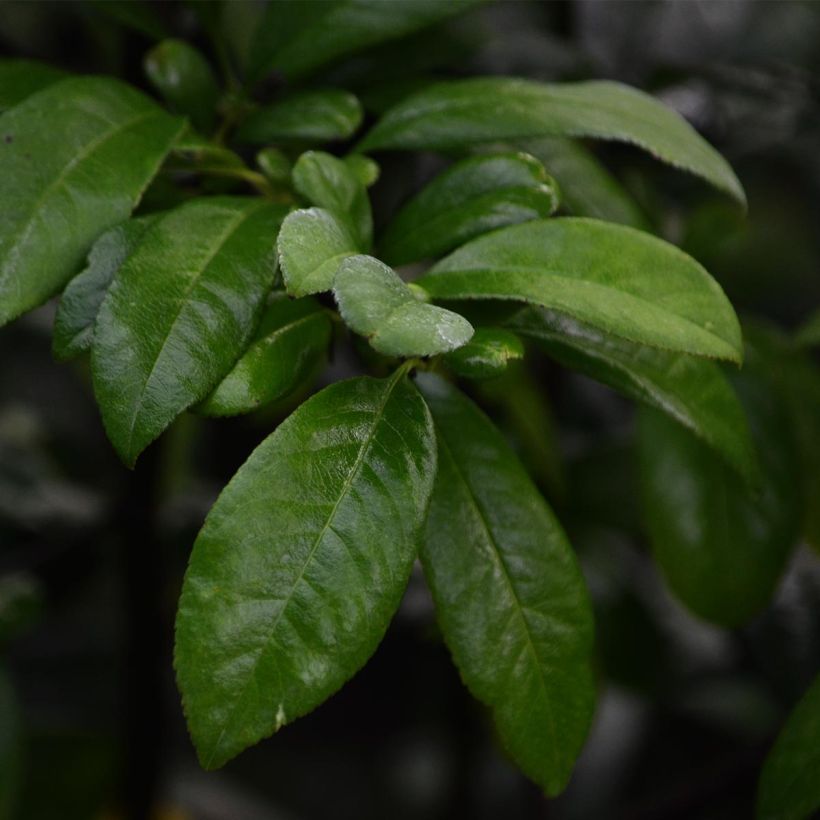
[444,327,524,380]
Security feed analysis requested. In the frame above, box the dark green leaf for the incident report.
[278,207,359,297]
[380,152,559,266]
[89,0,168,40]
[796,308,820,349]
[144,39,220,132]
[0,77,184,327]
[291,150,372,249]
[417,374,595,796]
[508,307,758,483]
[172,127,246,170]
[175,371,436,768]
[0,59,65,112]
[758,674,820,820]
[236,90,363,144]
[444,327,524,379]
[198,292,332,417]
[358,78,746,205]
[92,197,287,467]
[637,359,801,627]
[334,255,473,357]
[53,216,157,361]
[255,147,292,184]
[418,218,742,363]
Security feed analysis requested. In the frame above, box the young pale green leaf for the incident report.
[637,362,801,627]
[236,90,363,144]
[418,218,742,363]
[144,39,220,133]
[334,255,473,357]
[247,0,480,82]
[92,197,287,467]
[417,374,595,796]
[518,137,650,229]
[278,207,359,297]
[291,150,372,249]
[508,307,758,483]
[444,327,524,380]
[53,216,157,361]
[175,371,436,769]
[796,308,820,349]
[0,76,185,327]
[379,152,560,266]
[0,59,65,112]
[358,78,746,205]
[198,292,332,417]
[757,674,820,820]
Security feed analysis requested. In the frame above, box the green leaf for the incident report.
[334,255,473,357]
[291,150,372,249]
[92,197,287,467]
[255,147,292,184]
[518,137,650,229]
[198,292,332,417]
[637,360,801,627]
[417,374,595,796]
[444,327,524,380]
[758,674,820,820]
[379,152,560,266]
[247,0,480,82]
[344,154,380,188]
[236,90,363,144]
[508,307,758,483]
[52,216,157,361]
[175,371,436,768]
[0,76,184,327]
[796,308,820,349]
[418,218,742,363]
[278,207,359,297]
[144,39,220,133]
[0,59,65,112]
[358,78,746,205]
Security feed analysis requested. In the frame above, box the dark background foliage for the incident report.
[1,1,819,818]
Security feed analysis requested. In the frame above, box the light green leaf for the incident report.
[291,150,372,249]
[758,674,820,820]
[444,327,523,380]
[278,207,359,297]
[796,308,820,349]
[358,78,745,205]
[334,255,473,357]
[380,152,560,266]
[637,358,801,627]
[198,292,332,417]
[53,216,157,361]
[0,76,185,327]
[418,218,742,363]
[0,59,65,112]
[92,197,287,467]
[344,154,380,188]
[417,374,595,795]
[175,371,436,768]
[236,89,363,144]
[508,307,758,483]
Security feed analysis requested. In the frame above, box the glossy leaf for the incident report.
[758,674,820,820]
[236,90,363,144]
[53,216,157,361]
[278,207,359,297]
[417,374,595,796]
[198,292,332,417]
[291,150,372,249]
[144,39,220,132]
[637,361,801,627]
[508,307,758,482]
[334,255,473,357]
[380,152,560,266]
[92,197,287,467]
[0,59,64,111]
[418,218,742,363]
[0,76,184,327]
[175,371,436,768]
[444,327,524,380]
[358,78,746,205]
[247,0,480,82]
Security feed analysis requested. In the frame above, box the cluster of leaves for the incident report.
[1,1,818,812]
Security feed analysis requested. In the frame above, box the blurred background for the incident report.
[1,1,819,818]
